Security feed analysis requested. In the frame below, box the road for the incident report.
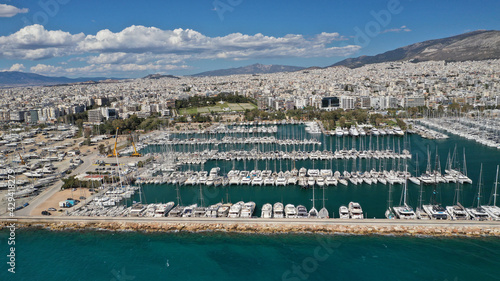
[15,152,96,216]
[4,216,500,228]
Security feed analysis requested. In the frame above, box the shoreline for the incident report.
[2,217,500,237]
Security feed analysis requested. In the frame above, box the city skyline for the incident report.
[0,0,500,77]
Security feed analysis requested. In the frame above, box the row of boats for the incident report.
[329,126,405,137]
[407,123,449,140]
[207,125,279,134]
[145,136,321,146]
[136,167,472,187]
[173,149,412,165]
[72,200,364,220]
[386,165,500,221]
[418,117,500,149]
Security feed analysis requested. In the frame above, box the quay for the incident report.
[3,216,500,237]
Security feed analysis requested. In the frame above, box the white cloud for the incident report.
[0,4,28,17]
[30,64,63,74]
[381,25,411,34]
[2,25,360,76]
[9,63,25,71]
[0,24,84,60]
[29,62,189,77]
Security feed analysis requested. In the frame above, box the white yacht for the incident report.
[446,203,470,220]
[338,206,349,219]
[154,202,175,217]
[466,207,491,221]
[348,202,364,219]
[261,203,273,218]
[349,126,359,137]
[422,204,449,220]
[228,201,244,218]
[217,203,232,217]
[182,204,197,217]
[251,176,264,186]
[335,127,344,137]
[273,202,284,218]
[285,204,297,218]
[276,173,287,186]
[205,203,222,218]
[240,201,256,218]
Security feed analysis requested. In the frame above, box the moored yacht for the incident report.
[228,201,244,218]
[240,201,256,218]
[273,202,284,218]
[285,204,297,218]
[261,203,273,218]
[296,205,308,218]
[217,203,232,217]
[348,202,364,219]
[339,205,349,219]
[154,202,175,217]
[205,203,222,218]
[446,203,470,220]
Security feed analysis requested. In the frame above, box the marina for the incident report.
[7,119,499,222]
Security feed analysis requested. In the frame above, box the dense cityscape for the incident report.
[1,60,500,126]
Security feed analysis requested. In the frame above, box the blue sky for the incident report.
[0,0,499,77]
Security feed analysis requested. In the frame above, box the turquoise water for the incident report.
[1,229,499,281]
[136,125,500,218]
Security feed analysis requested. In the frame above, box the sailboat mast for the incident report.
[477,163,483,208]
[403,164,408,206]
[494,165,499,207]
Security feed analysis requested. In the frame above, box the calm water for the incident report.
[137,125,500,218]
[1,229,499,281]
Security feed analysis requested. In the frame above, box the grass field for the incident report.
[179,102,256,115]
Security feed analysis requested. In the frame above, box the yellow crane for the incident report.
[108,127,120,157]
[130,134,142,157]
[18,152,26,165]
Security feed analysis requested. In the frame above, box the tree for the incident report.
[98,144,106,155]
[339,116,346,128]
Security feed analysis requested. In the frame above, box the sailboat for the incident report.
[308,184,318,218]
[483,165,500,220]
[408,154,421,185]
[465,164,491,221]
[392,165,416,219]
[193,183,207,217]
[385,182,396,219]
[422,151,448,220]
[318,184,329,218]
[445,174,470,220]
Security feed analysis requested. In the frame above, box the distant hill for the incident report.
[192,63,305,77]
[332,30,500,68]
[0,71,120,87]
[142,74,180,80]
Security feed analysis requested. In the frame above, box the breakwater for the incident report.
[3,217,500,237]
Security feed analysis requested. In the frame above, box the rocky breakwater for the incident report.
[2,219,500,237]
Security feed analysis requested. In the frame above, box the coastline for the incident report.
[2,217,500,237]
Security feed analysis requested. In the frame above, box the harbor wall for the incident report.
[2,218,500,237]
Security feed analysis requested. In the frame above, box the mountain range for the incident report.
[1,30,500,87]
[0,71,120,88]
[191,63,305,76]
[332,30,500,68]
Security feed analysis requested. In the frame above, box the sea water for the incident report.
[1,229,499,281]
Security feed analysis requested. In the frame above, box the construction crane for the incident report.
[130,134,142,157]
[18,152,26,165]
[108,127,120,157]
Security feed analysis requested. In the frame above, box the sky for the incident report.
[0,0,499,78]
